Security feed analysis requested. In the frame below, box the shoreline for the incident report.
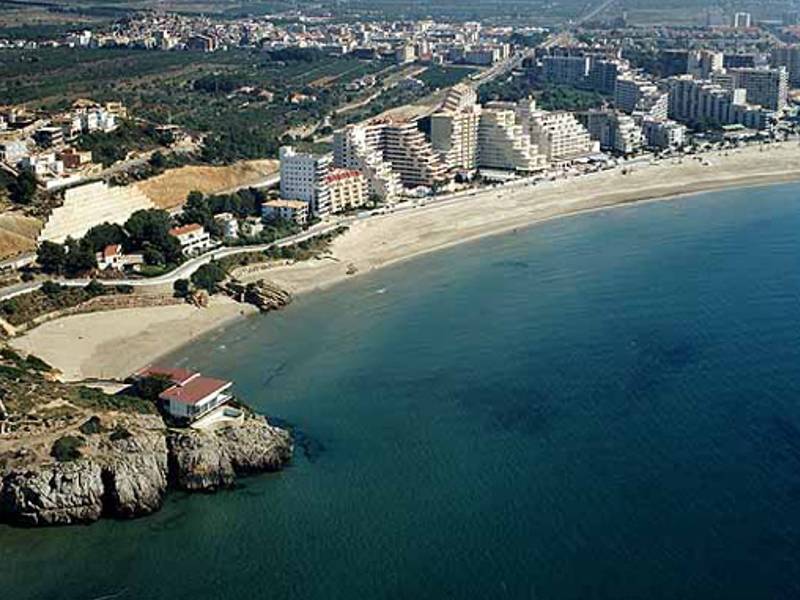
[11,142,800,381]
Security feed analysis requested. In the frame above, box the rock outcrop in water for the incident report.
[168,415,292,491]
[0,414,292,526]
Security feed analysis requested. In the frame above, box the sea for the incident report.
[3,182,800,599]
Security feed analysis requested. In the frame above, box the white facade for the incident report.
[527,110,597,162]
[478,106,546,173]
[279,146,332,217]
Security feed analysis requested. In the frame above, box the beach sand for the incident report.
[12,141,800,381]
[249,142,800,295]
[11,297,257,381]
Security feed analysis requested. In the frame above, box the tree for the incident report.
[190,261,227,293]
[134,374,174,402]
[173,278,190,298]
[148,151,166,170]
[64,237,97,277]
[40,280,63,296]
[84,279,104,296]
[83,223,128,253]
[8,171,37,205]
[125,209,182,264]
[37,241,66,274]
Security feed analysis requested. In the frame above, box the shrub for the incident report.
[173,278,190,298]
[40,280,63,296]
[84,279,105,296]
[78,416,103,435]
[109,426,132,442]
[50,435,85,462]
[24,354,51,372]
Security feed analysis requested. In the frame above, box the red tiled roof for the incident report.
[169,223,203,237]
[325,169,362,184]
[134,365,197,386]
[102,244,121,259]
[159,376,231,405]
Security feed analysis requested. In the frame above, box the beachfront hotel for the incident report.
[326,168,368,212]
[526,109,597,163]
[477,104,546,173]
[333,123,402,202]
[279,146,332,217]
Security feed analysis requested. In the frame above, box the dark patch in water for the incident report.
[270,417,326,463]
[262,361,288,386]
[624,333,700,396]
[493,259,530,270]
[767,417,800,464]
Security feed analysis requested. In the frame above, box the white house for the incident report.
[261,199,309,225]
[214,212,239,239]
[95,243,144,271]
[169,223,214,256]
[158,375,233,421]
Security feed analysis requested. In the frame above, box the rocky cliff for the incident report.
[0,414,292,527]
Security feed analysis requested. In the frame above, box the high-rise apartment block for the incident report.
[279,146,331,217]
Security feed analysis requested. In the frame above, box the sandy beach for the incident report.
[11,141,800,381]
[11,297,256,381]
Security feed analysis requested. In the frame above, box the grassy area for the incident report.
[0,47,388,163]
[0,282,129,327]
[479,75,609,111]
[417,66,478,90]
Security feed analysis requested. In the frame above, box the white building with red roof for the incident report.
[133,365,234,422]
[168,223,214,256]
[326,168,367,213]
[159,375,233,421]
[95,243,144,271]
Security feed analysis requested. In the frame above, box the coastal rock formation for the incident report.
[0,414,292,526]
[100,428,169,518]
[0,419,168,526]
[0,460,105,526]
[168,415,292,491]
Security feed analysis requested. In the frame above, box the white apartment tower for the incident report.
[333,124,402,202]
[380,120,450,189]
[527,110,597,163]
[279,146,331,217]
[477,105,546,173]
[430,105,482,171]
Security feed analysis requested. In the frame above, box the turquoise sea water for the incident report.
[4,183,800,599]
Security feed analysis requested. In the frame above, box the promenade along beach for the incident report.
[12,140,800,380]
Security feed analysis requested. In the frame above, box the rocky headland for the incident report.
[0,355,293,527]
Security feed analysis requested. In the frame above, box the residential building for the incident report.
[214,212,239,239]
[95,244,144,271]
[326,169,367,212]
[527,109,596,162]
[34,126,64,149]
[614,77,659,113]
[477,105,546,173]
[582,109,643,155]
[733,12,752,28]
[771,45,800,87]
[380,120,450,189]
[240,216,264,238]
[56,148,92,170]
[169,223,213,256]
[667,75,773,130]
[430,105,481,171]
[542,55,591,86]
[332,124,401,201]
[587,58,621,95]
[688,50,724,79]
[279,146,332,217]
[728,67,789,111]
[261,199,309,225]
[641,118,686,150]
[159,373,233,421]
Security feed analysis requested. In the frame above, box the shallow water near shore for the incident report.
[5,182,800,599]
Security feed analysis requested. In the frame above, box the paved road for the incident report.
[0,220,350,301]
